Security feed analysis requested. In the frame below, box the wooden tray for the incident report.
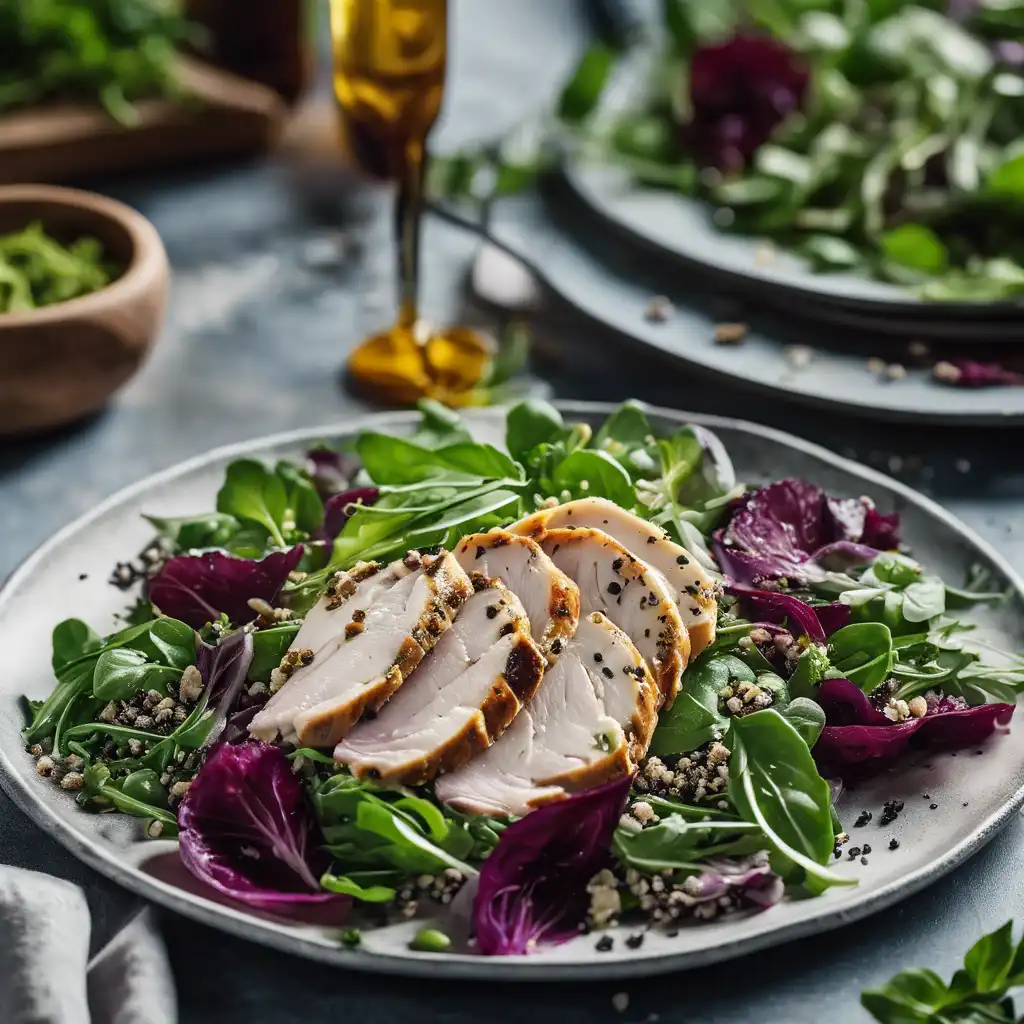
[0,58,287,185]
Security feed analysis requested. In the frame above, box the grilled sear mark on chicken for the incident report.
[334,578,545,786]
[249,551,473,748]
[533,527,689,707]
[435,612,658,817]
[453,530,579,664]
[510,498,719,656]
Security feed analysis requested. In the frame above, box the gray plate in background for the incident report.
[1,403,1023,980]
[564,160,1024,337]
[454,195,1024,425]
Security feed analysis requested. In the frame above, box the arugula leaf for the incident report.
[613,816,761,873]
[216,460,288,549]
[313,773,483,880]
[727,709,853,893]
[320,872,396,903]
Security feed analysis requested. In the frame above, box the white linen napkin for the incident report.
[0,867,176,1024]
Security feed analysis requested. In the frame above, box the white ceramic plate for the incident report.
[2,402,1022,980]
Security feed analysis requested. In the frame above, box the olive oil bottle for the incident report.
[331,0,492,404]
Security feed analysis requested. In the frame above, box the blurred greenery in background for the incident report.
[0,0,196,124]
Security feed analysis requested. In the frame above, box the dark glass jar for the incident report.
[186,0,312,104]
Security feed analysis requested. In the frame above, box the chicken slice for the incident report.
[283,557,418,663]
[534,527,689,706]
[334,579,545,786]
[510,498,719,656]
[435,612,658,817]
[453,530,579,663]
[249,551,474,747]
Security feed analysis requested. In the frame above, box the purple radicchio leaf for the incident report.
[473,776,631,956]
[149,546,303,630]
[813,678,1015,782]
[688,34,809,172]
[316,487,380,549]
[178,740,346,912]
[727,583,841,644]
[195,629,255,748]
[714,478,899,586]
[683,853,784,911]
[305,447,356,500]
[934,359,1023,389]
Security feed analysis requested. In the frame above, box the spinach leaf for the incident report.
[839,554,947,630]
[51,619,101,673]
[216,460,288,549]
[828,622,895,691]
[551,449,634,506]
[727,709,853,893]
[274,461,324,535]
[144,513,240,553]
[432,443,521,481]
[410,399,473,448]
[593,400,653,454]
[880,223,949,275]
[145,618,196,671]
[506,399,564,463]
[779,698,826,748]
[92,648,179,702]
[649,654,753,755]
[249,624,300,682]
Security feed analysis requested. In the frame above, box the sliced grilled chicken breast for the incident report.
[511,498,719,656]
[453,530,579,663]
[249,551,473,747]
[535,527,689,705]
[284,557,417,663]
[435,612,658,817]
[334,579,545,786]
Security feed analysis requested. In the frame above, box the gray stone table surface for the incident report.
[3,1,1024,1022]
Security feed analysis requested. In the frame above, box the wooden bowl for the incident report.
[0,185,169,435]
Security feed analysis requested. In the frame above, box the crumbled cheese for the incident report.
[631,801,657,824]
[883,698,911,723]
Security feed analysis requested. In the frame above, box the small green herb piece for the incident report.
[0,223,116,313]
[557,43,616,123]
[863,919,1024,1023]
[409,928,452,953]
[340,927,362,949]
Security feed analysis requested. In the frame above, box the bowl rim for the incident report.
[0,183,167,328]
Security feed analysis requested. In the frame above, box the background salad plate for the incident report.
[1,402,1023,980]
